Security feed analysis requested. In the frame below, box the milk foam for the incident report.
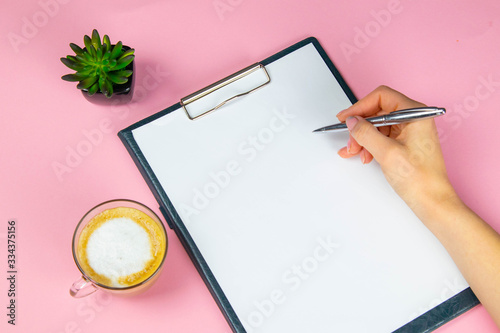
[86,217,152,287]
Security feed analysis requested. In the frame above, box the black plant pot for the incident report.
[81,45,135,105]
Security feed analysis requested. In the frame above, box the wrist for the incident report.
[408,177,463,231]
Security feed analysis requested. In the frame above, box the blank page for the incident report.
[132,43,468,332]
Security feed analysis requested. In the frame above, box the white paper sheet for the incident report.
[132,43,468,333]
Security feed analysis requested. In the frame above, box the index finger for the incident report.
[337,85,426,122]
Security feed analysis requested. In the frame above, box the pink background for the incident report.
[1,0,499,332]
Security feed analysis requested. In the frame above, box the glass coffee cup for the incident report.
[70,199,168,298]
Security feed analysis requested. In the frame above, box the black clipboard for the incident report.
[118,37,478,332]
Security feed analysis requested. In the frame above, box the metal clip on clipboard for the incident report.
[180,63,271,120]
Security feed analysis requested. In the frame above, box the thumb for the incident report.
[346,116,395,162]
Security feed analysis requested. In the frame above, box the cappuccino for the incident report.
[76,207,166,288]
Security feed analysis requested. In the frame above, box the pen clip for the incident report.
[389,107,443,115]
[382,107,446,125]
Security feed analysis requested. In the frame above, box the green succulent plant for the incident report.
[61,29,135,98]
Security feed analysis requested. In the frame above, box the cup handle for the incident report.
[70,276,98,298]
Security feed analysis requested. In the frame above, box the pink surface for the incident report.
[1,0,499,332]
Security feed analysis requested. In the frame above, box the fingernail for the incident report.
[360,150,366,164]
[346,116,359,130]
[346,137,351,153]
[336,109,347,117]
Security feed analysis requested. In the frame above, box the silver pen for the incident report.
[312,107,446,133]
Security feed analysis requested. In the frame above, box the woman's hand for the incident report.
[336,85,456,213]
[337,85,500,327]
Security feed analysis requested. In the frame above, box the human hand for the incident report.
[337,86,500,327]
[337,85,456,212]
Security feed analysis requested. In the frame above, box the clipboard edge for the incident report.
[117,129,246,332]
[393,287,479,333]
